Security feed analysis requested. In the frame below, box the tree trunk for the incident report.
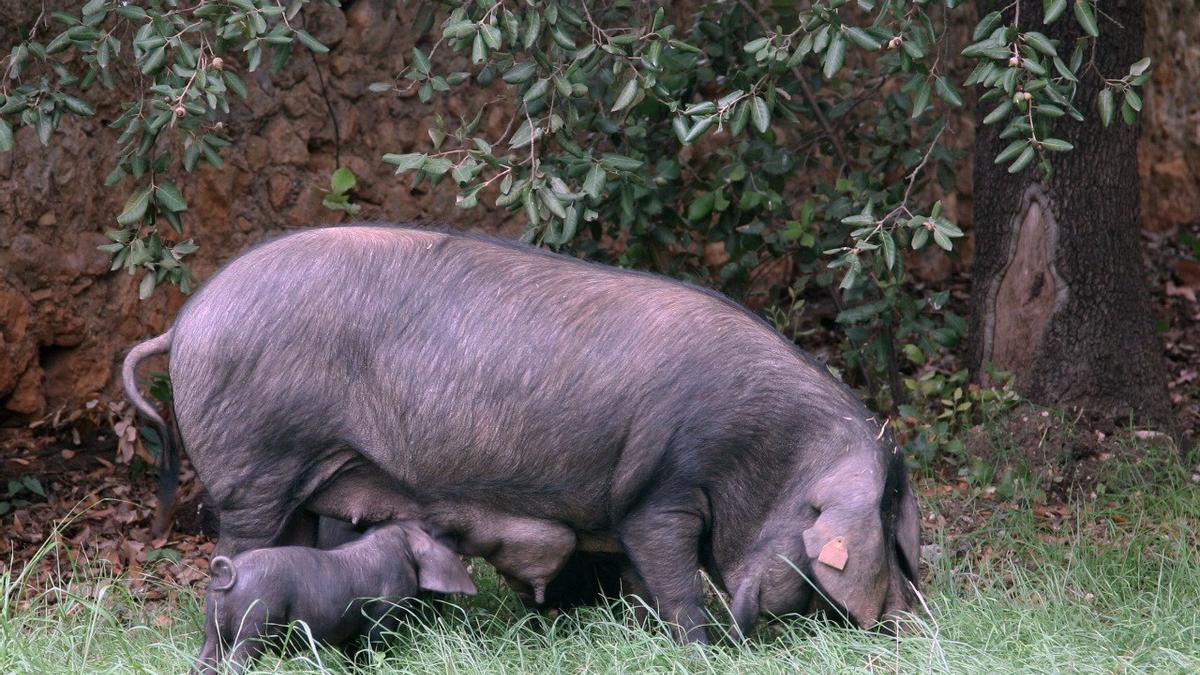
[969,0,1172,425]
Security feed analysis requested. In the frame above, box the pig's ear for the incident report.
[404,526,477,596]
[730,574,761,641]
[896,481,921,587]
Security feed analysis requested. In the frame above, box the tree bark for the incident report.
[969,0,1172,425]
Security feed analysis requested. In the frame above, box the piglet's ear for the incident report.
[404,526,477,596]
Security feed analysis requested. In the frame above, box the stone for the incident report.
[268,173,294,210]
[5,364,45,415]
[264,116,309,165]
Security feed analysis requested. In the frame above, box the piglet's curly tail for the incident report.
[209,556,238,592]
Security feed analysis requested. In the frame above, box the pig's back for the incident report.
[170,225,847,520]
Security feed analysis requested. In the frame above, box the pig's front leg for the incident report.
[618,495,709,645]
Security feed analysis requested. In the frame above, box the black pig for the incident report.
[125,224,921,644]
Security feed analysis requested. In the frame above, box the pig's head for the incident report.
[373,522,478,597]
[727,439,921,637]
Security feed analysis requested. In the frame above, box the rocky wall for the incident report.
[0,1,519,418]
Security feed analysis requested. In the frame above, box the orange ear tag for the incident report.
[817,536,848,571]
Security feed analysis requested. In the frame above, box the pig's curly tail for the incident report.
[120,329,178,536]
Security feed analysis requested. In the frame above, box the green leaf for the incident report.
[241,43,261,71]
[509,118,538,148]
[684,115,715,143]
[1043,0,1068,23]
[843,27,881,51]
[669,38,701,54]
[583,164,605,200]
[600,153,642,171]
[139,271,157,300]
[184,142,202,172]
[1124,88,1142,112]
[973,11,1003,41]
[1007,145,1036,174]
[523,78,550,103]
[224,71,249,98]
[412,47,432,75]
[503,61,537,84]
[672,116,690,143]
[1098,87,1114,127]
[743,37,769,54]
[881,231,896,270]
[1022,31,1056,56]
[1035,104,1065,118]
[1052,56,1078,82]
[21,476,44,497]
[538,187,567,219]
[912,227,929,249]
[836,298,890,324]
[911,80,932,118]
[983,100,1012,125]
[934,76,963,107]
[0,119,12,152]
[471,32,488,64]
[442,20,476,39]
[611,78,639,113]
[330,167,356,194]
[1128,57,1151,77]
[994,139,1030,164]
[295,30,329,53]
[903,343,925,364]
[841,213,875,226]
[117,187,152,226]
[933,230,953,251]
[750,96,770,133]
[421,157,453,175]
[822,34,846,79]
[481,24,502,50]
[1073,0,1099,37]
[523,189,540,228]
[383,153,426,172]
[1040,138,1074,152]
[683,101,716,116]
[687,191,716,221]
[82,0,106,16]
[155,181,188,212]
[141,45,166,74]
[729,101,750,136]
[524,12,541,50]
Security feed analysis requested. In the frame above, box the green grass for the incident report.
[2,440,1198,674]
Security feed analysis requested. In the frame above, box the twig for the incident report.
[297,9,340,167]
[308,49,341,167]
